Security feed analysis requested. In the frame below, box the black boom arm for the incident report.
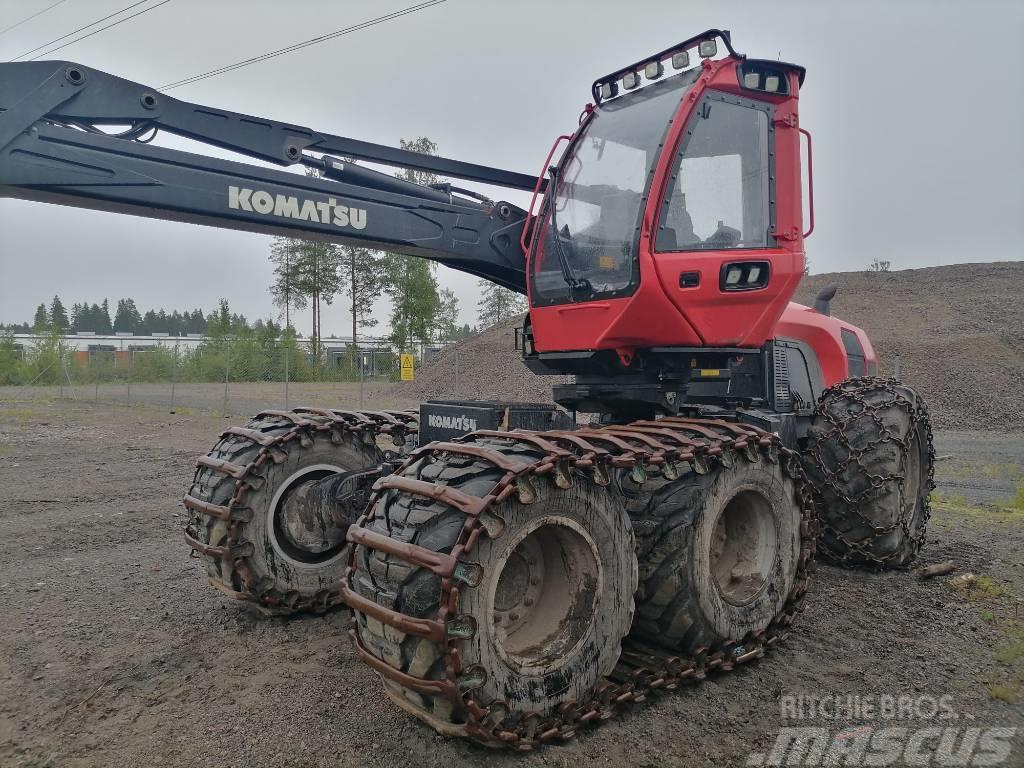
[0,61,535,292]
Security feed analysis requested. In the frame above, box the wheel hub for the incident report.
[710,490,778,606]
[490,518,601,673]
[269,465,348,565]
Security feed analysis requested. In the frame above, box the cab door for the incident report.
[650,86,804,347]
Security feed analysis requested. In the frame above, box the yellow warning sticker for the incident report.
[400,353,414,381]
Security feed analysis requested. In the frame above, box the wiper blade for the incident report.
[546,166,591,298]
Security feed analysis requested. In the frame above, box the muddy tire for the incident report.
[350,439,637,733]
[801,377,934,569]
[627,451,804,652]
[185,410,383,614]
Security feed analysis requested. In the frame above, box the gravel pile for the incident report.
[396,261,1023,430]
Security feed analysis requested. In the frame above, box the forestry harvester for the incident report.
[0,29,934,748]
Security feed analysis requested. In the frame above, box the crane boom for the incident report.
[0,61,534,292]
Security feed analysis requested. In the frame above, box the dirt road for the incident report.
[0,401,1021,767]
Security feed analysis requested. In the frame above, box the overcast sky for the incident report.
[1,0,1022,337]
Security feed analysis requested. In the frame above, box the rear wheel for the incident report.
[184,410,386,614]
[627,451,805,652]
[801,377,935,568]
[350,440,637,736]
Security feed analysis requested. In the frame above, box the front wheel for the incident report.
[801,377,935,569]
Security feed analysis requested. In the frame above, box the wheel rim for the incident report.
[489,516,602,674]
[267,463,348,567]
[903,427,923,519]
[710,490,778,606]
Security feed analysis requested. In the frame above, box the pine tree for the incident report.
[33,303,49,331]
[113,300,131,332]
[49,296,69,332]
[476,280,527,328]
[269,237,343,352]
[99,299,113,334]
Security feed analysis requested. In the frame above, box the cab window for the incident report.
[656,92,774,251]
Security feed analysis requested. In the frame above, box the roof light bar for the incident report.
[590,28,741,104]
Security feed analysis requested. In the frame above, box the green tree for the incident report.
[32,303,49,332]
[476,280,527,329]
[113,298,142,333]
[269,237,343,352]
[49,295,69,332]
[340,245,384,341]
[382,255,440,352]
[99,299,113,334]
[434,287,460,341]
[381,137,445,352]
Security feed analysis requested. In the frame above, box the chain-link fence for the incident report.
[0,334,440,416]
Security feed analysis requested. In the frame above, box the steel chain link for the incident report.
[803,377,935,568]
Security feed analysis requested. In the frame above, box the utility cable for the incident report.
[0,0,69,39]
[9,0,151,61]
[26,0,171,61]
[159,0,445,91]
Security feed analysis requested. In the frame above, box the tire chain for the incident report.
[342,417,818,750]
[802,376,936,569]
[183,407,419,614]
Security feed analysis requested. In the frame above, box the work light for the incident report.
[671,51,689,69]
[644,60,663,80]
[698,39,717,58]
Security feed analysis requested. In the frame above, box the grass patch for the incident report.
[997,481,1024,512]
[989,626,1024,703]
[994,627,1024,666]
[937,459,1024,482]
[929,491,1023,529]
[989,683,1019,703]
[947,574,1009,600]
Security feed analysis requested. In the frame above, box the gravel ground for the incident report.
[1,401,1022,768]
[397,262,1024,432]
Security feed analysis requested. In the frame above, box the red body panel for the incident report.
[777,302,878,387]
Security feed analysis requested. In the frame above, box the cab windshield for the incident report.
[530,69,698,306]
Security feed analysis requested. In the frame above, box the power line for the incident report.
[10,0,151,61]
[0,0,69,39]
[25,0,171,61]
[160,0,446,91]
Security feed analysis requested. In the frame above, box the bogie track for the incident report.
[342,417,816,749]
